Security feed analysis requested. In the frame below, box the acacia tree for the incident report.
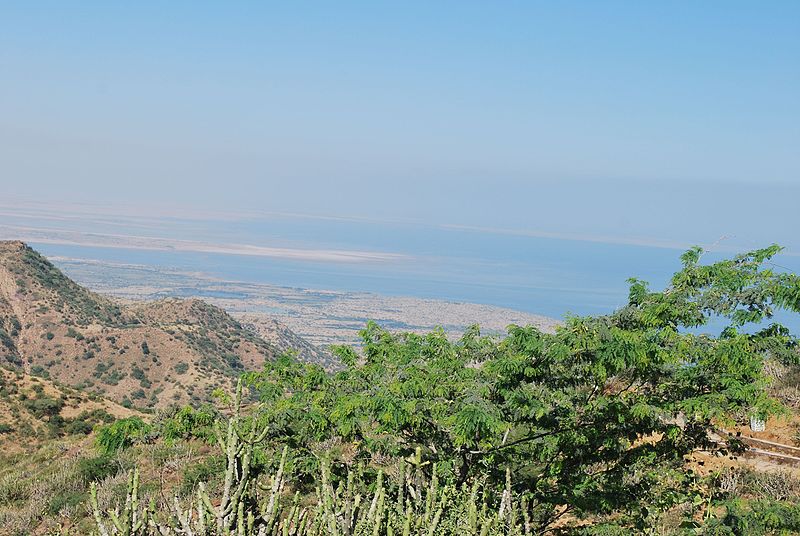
[247,245,800,530]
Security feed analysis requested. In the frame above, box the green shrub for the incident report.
[46,490,86,516]
[95,417,151,454]
[180,455,226,494]
[23,395,63,420]
[77,454,118,484]
[66,327,84,341]
[704,499,800,535]
[65,419,94,435]
[30,365,49,378]
[160,405,217,443]
[131,365,146,381]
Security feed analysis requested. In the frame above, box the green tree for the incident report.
[247,245,800,531]
[96,417,152,454]
[160,404,218,443]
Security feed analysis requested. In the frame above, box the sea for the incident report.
[23,214,800,333]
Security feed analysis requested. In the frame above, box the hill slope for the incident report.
[0,241,325,408]
[0,367,140,454]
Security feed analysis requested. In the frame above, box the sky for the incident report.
[1,2,799,251]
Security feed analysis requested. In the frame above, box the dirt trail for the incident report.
[0,268,25,322]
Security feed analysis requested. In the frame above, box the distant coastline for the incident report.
[50,255,560,348]
[0,224,405,264]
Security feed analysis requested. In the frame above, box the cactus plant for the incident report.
[86,401,533,536]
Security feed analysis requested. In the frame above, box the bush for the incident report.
[704,499,800,534]
[77,454,118,484]
[131,365,146,381]
[717,468,800,502]
[23,395,63,420]
[66,327,84,341]
[180,455,226,495]
[46,490,86,516]
[30,365,49,378]
[160,405,217,443]
[65,419,94,435]
[95,417,152,454]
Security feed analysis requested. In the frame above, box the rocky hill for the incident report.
[237,316,333,364]
[0,241,326,408]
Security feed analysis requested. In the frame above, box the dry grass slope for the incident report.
[0,241,328,409]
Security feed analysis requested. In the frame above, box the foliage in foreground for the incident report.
[244,246,800,528]
[81,395,800,536]
[84,381,534,536]
[49,245,800,534]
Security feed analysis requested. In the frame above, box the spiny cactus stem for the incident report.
[91,482,111,536]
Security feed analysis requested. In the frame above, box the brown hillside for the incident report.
[0,367,140,454]
[0,241,321,408]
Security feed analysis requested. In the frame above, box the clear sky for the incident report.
[1,2,798,250]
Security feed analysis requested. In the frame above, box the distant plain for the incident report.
[3,201,799,339]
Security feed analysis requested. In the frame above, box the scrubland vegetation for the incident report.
[3,245,800,534]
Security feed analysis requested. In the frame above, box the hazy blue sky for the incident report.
[1,2,798,250]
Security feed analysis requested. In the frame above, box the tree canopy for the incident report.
[245,245,800,529]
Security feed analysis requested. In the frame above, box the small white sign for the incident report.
[750,416,766,432]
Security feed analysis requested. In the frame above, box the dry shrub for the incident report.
[717,467,800,502]
[88,471,130,515]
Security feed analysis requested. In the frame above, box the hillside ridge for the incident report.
[0,241,330,408]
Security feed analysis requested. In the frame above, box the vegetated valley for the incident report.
[2,240,800,534]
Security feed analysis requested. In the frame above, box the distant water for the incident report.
[28,217,800,331]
